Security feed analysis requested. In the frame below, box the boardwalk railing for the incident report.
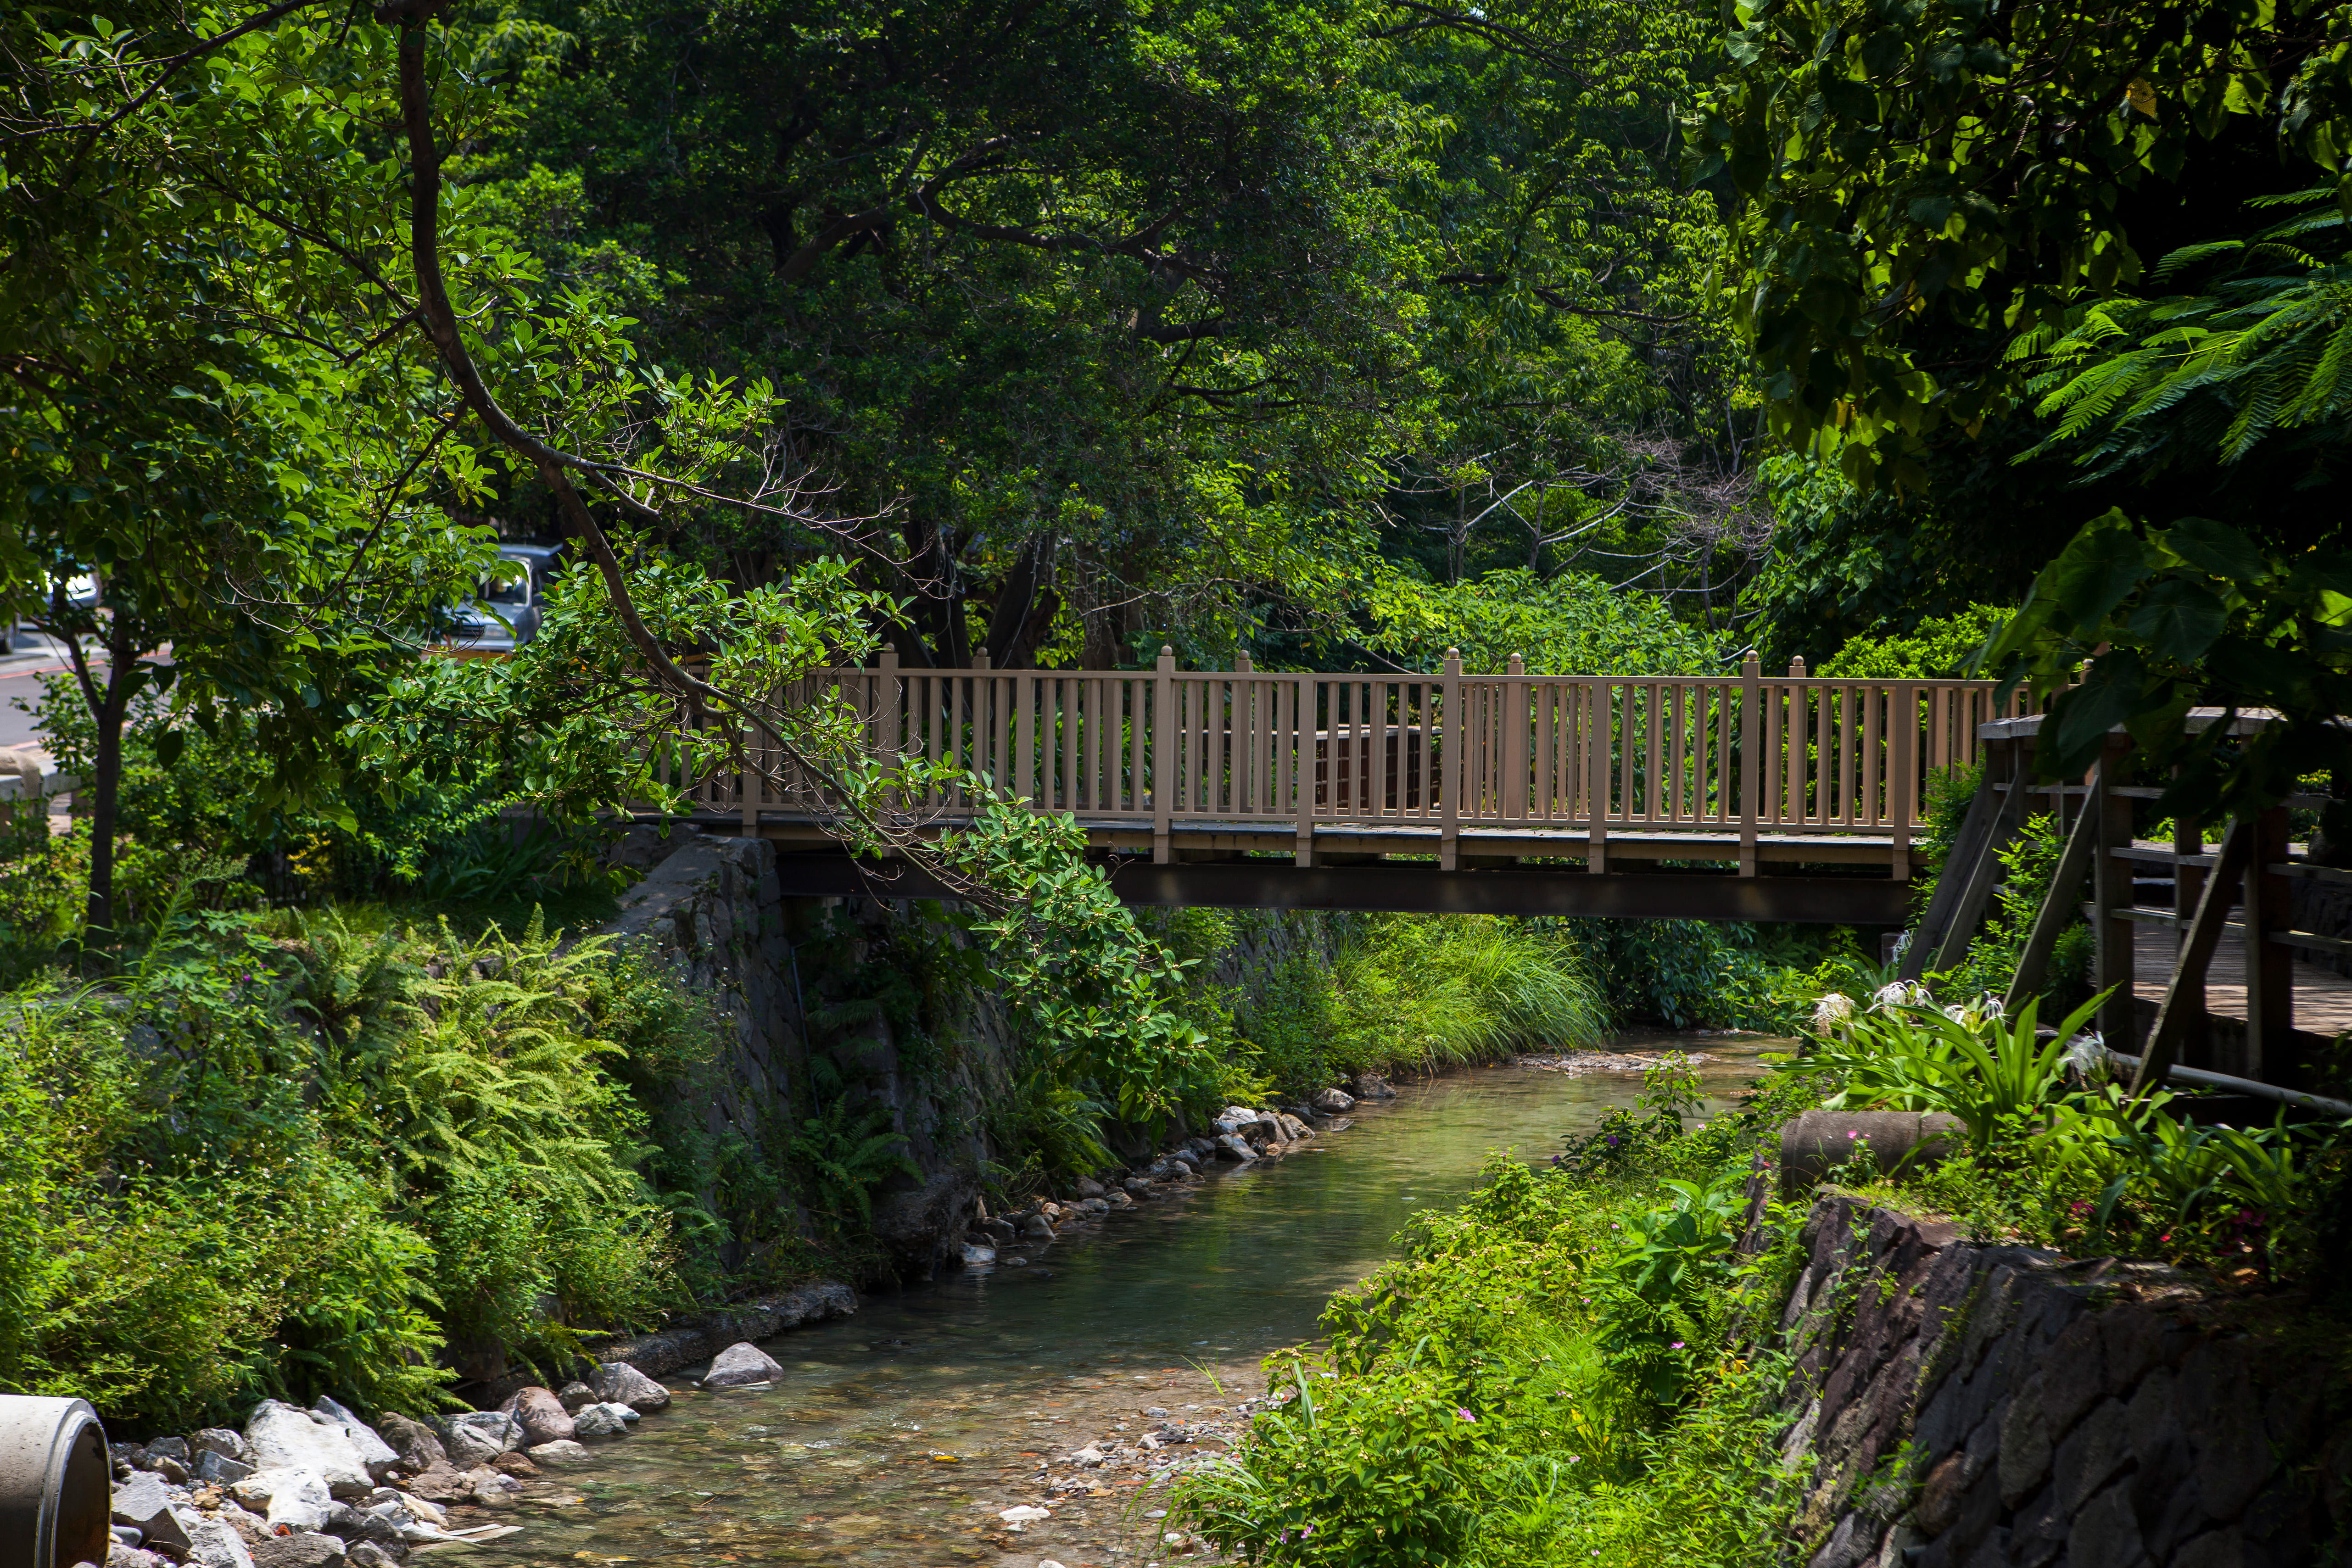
[666,649,2034,876]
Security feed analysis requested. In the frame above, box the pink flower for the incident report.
[1846,1130,1860,1140]
[1670,1341,1685,1349]
[1456,1407,1476,1423]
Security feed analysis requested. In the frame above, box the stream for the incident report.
[467,1039,1771,1568]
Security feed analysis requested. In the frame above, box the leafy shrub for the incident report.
[1819,605,2013,680]
[1329,915,1610,1070]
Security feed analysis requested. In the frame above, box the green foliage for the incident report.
[1812,994,2101,1152]
[1984,510,2352,828]
[1361,570,1728,676]
[0,901,726,1427]
[1330,916,1611,1072]
[1940,811,2093,1007]
[1693,0,2352,487]
[1821,606,2012,681]
[1179,1106,1814,1567]
[788,1060,920,1232]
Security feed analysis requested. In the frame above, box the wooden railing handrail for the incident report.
[668,650,2034,878]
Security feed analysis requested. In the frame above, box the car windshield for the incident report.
[484,567,531,606]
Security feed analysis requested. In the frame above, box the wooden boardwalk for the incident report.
[2133,923,2352,1038]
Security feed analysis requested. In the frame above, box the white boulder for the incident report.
[310,1399,403,1482]
[702,1341,784,1389]
[243,1402,371,1498]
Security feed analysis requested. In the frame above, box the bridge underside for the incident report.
[692,815,1912,923]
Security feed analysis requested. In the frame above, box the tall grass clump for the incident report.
[1332,915,1610,1070]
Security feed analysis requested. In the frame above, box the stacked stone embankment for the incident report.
[1763,1191,2347,1568]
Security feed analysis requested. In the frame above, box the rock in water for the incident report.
[526,1439,592,1465]
[439,1410,525,1466]
[372,1414,445,1473]
[245,1401,373,1498]
[961,1243,997,1266]
[555,1382,597,1413]
[1073,1177,1105,1198]
[1313,1086,1357,1113]
[571,1402,634,1438]
[703,1341,785,1389]
[998,1505,1051,1530]
[591,1361,672,1413]
[311,1398,404,1482]
[1215,1133,1257,1162]
[500,1385,576,1445]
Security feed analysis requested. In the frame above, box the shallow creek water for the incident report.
[461,1040,1768,1568]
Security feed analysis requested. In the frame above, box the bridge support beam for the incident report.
[771,851,1911,924]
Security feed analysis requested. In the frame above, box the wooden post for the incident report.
[1504,653,1527,823]
[1296,675,1316,867]
[2242,804,2294,1082]
[1888,682,1914,882]
[1440,648,1461,871]
[1587,680,1610,874]
[2172,812,2208,1068]
[2093,737,2138,1048]
[1739,652,1760,877]
[1153,646,1175,865]
[877,644,901,810]
[2132,818,2255,1097]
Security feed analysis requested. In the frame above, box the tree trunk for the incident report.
[82,663,129,939]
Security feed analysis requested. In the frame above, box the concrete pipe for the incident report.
[1778,1109,1964,1194]
[0,1397,110,1568]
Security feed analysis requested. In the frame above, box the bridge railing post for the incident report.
[1295,673,1316,867]
[1739,652,1760,877]
[1154,646,1175,864]
[1889,680,1914,882]
[1440,648,1461,871]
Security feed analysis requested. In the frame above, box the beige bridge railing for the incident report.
[669,649,2033,880]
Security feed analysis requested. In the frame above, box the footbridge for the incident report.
[665,650,2031,922]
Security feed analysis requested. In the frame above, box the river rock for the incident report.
[145,1437,190,1465]
[441,1410,525,1465]
[1348,1071,1396,1100]
[1215,1133,1257,1162]
[1073,1177,1105,1198]
[345,1543,401,1568]
[191,1439,251,1476]
[112,1473,186,1547]
[395,1465,471,1504]
[961,1243,998,1266]
[172,1508,256,1568]
[556,1382,598,1413]
[999,1505,1051,1530]
[704,1341,784,1388]
[373,1415,444,1473]
[109,1545,168,1568]
[1278,1113,1314,1141]
[977,1216,1016,1244]
[499,1385,576,1445]
[250,1534,346,1568]
[259,1470,334,1532]
[572,1402,637,1438]
[1076,1197,1109,1216]
[1313,1087,1357,1113]
[1107,1189,1134,1209]
[194,1450,255,1486]
[591,1361,673,1413]
[1121,1177,1152,1196]
[527,1439,592,1465]
[1021,1213,1056,1240]
[245,1401,372,1498]
[867,1167,979,1279]
[312,1398,404,1482]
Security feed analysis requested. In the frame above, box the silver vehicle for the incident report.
[445,543,564,650]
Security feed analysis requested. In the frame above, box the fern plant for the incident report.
[2022,190,2352,481]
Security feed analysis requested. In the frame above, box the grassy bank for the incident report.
[1174,1058,1826,1567]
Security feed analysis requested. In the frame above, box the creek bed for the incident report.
[461,1039,1771,1567]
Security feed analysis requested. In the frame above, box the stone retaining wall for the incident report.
[1765,1192,2348,1568]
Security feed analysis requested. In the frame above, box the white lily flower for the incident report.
[1872,980,1930,1010]
[1812,992,1856,1030]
